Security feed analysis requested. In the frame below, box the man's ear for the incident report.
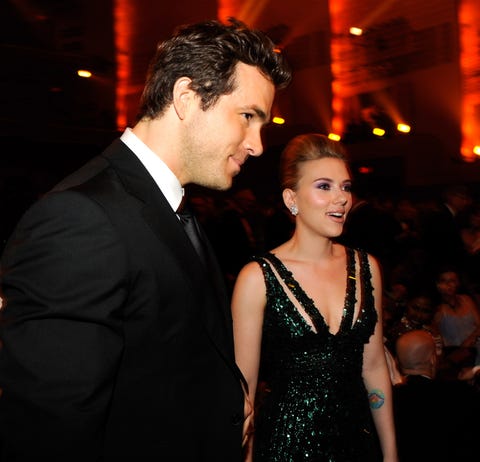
[172,77,194,120]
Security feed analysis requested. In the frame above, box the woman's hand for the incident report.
[242,386,254,447]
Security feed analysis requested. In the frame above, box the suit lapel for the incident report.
[103,141,234,360]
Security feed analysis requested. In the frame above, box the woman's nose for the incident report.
[334,189,349,205]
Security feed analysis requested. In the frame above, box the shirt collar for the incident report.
[120,127,183,211]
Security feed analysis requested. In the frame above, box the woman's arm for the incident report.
[362,254,399,462]
[231,260,267,461]
[460,294,480,347]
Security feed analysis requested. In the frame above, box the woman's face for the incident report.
[436,271,459,297]
[406,295,434,325]
[289,157,352,238]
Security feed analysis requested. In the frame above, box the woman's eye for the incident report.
[316,183,330,190]
[343,184,352,192]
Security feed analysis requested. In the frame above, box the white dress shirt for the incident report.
[120,127,184,211]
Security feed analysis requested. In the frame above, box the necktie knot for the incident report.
[177,204,192,222]
[176,196,188,215]
[177,199,208,266]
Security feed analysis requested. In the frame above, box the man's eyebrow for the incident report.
[250,106,268,122]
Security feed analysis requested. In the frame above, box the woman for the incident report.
[433,266,480,377]
[232,134,398,461]
[385,290,443,357]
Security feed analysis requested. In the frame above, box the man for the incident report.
[337,191,403,284]
[420,184,472,273]
[0,18,291,461]
[393,330,479,461]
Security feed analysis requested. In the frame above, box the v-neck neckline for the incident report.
[263,249,359,336]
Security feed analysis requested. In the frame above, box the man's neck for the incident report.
[402,370,433,379]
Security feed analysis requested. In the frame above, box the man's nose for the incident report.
[245,129,264,158]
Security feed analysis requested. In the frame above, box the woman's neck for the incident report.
[443,294,458,310]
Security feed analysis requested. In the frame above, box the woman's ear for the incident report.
[172,77,194,120]
[282,188,296,209]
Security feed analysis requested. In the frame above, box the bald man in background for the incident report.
[393,330,479,461]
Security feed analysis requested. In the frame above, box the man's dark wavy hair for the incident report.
[137,17,292,120]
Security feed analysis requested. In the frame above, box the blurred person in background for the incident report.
[394,329,479,461]
[433,266,480,380]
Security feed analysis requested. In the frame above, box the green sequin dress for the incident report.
[252,249,381,462]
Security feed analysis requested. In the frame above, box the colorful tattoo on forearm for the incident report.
[368,389,385,409]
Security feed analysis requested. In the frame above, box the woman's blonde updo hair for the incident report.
[279,133,349,191]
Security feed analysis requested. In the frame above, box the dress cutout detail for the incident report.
[252,248,380,461]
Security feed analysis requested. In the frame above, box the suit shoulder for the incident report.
[51,138,129,193]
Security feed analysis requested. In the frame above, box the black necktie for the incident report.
[177,202,208,267]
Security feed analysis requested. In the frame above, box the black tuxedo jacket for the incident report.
[0,139,245,461]
[393,375,479,462]
[421,202,467,270]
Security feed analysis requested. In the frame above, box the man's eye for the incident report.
[243,113,253,121]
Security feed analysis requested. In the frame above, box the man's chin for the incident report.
[201,176,234,191]
[217,180,234,191]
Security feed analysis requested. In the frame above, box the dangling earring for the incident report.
[290,205,298,216]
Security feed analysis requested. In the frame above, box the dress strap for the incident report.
[339,247,357,330]
[257,253,294,283]
[255,253,324,329]
[255,252,305,301]
[358,248,374,311]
